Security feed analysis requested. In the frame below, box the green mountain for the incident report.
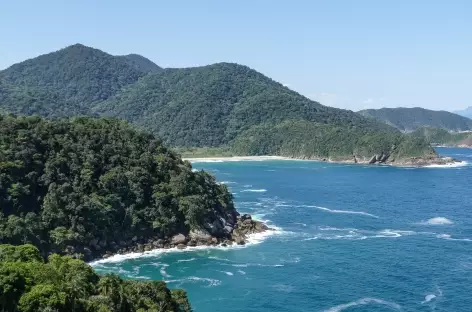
[0,44,152,117]
[118,54,163,73]
[0,115,238,261]
[0,44,440,164]
[358,107,472,132]
[0,244,191,312]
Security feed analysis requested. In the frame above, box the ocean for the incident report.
[91,147,472,311]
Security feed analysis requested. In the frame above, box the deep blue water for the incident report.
[92,148,472,311]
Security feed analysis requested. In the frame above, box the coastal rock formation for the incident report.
[102,213,271,259]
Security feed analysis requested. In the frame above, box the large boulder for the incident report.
[224,225,234,234]
[189,229,212,242]
[171,234,187,245]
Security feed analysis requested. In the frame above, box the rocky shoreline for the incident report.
[89,214,271,262]
[279,154,458,167]
[184,154,459,167]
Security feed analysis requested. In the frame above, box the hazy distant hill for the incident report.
[454,106,472,119]
[0,44,438,163]
[358,107,472,132]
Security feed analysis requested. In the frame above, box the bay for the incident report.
[92,147,472,311]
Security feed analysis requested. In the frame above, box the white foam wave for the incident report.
[308,205,379,218]
[89,227,286,265]
[218,271,234,276]
[373,229,416,238]
[237,270,246,275]
[241,189,267,193]
[421,294,436,304]
[219,181,236,185]
[166,276,222,287]
[419,217,454,225]
[323,297,401,312]
[424,161,468,168]
[159,264,171,278]
[303,227,426,241]
[177,258,196,263]
[208,256,231,262]
[422,286,443,304]
[436,234,472,242]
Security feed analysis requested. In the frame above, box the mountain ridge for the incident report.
[0,44,445,165]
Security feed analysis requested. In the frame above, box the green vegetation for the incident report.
[0,244,191,312]
[409,127,472,146]
[358,107,472,132]
[95,62,394,148]
[0,44,436,161]
[0,115,235,261]
[232,120,435,160]
[0,44,152,117]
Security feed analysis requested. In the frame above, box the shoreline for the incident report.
[183,155,467,168]
[89,227,281,265]
[88,214,276,265]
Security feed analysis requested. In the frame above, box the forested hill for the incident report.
[358,107,472,132]
[94,62,394,147]
[0,44,438,162]
[0,115,236,261]
[0,44,157,117]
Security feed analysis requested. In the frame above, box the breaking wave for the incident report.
[307,205,379,218]
[418,217,454,225]
[241,189,267,193]
[323,297,401,312]
[424,161,468,168]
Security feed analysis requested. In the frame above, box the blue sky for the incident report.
[1,0,471,111]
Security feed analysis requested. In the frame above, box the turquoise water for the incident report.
[92,148,472,311]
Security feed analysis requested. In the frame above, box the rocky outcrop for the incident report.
[90,213,272,261]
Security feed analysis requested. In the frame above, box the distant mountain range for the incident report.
[358,107,472,132]
[454,106,472,119]
[0,44,440,164]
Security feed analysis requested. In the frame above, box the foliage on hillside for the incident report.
[0,44,435,159]
[95,62,395,147]
[0,115,235,260]
[409,127,472,146]
[0,44,152,117]
[231,120,435,160]
[359,107,472,132]
[118,54,163,73]
[0,244,191,312]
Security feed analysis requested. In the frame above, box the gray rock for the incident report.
[89,238,99,247]
[171,234,187,245]
[224,225,234,234]
[189,229,212,242]
[177,243,187,249]
[98,239,107,248]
